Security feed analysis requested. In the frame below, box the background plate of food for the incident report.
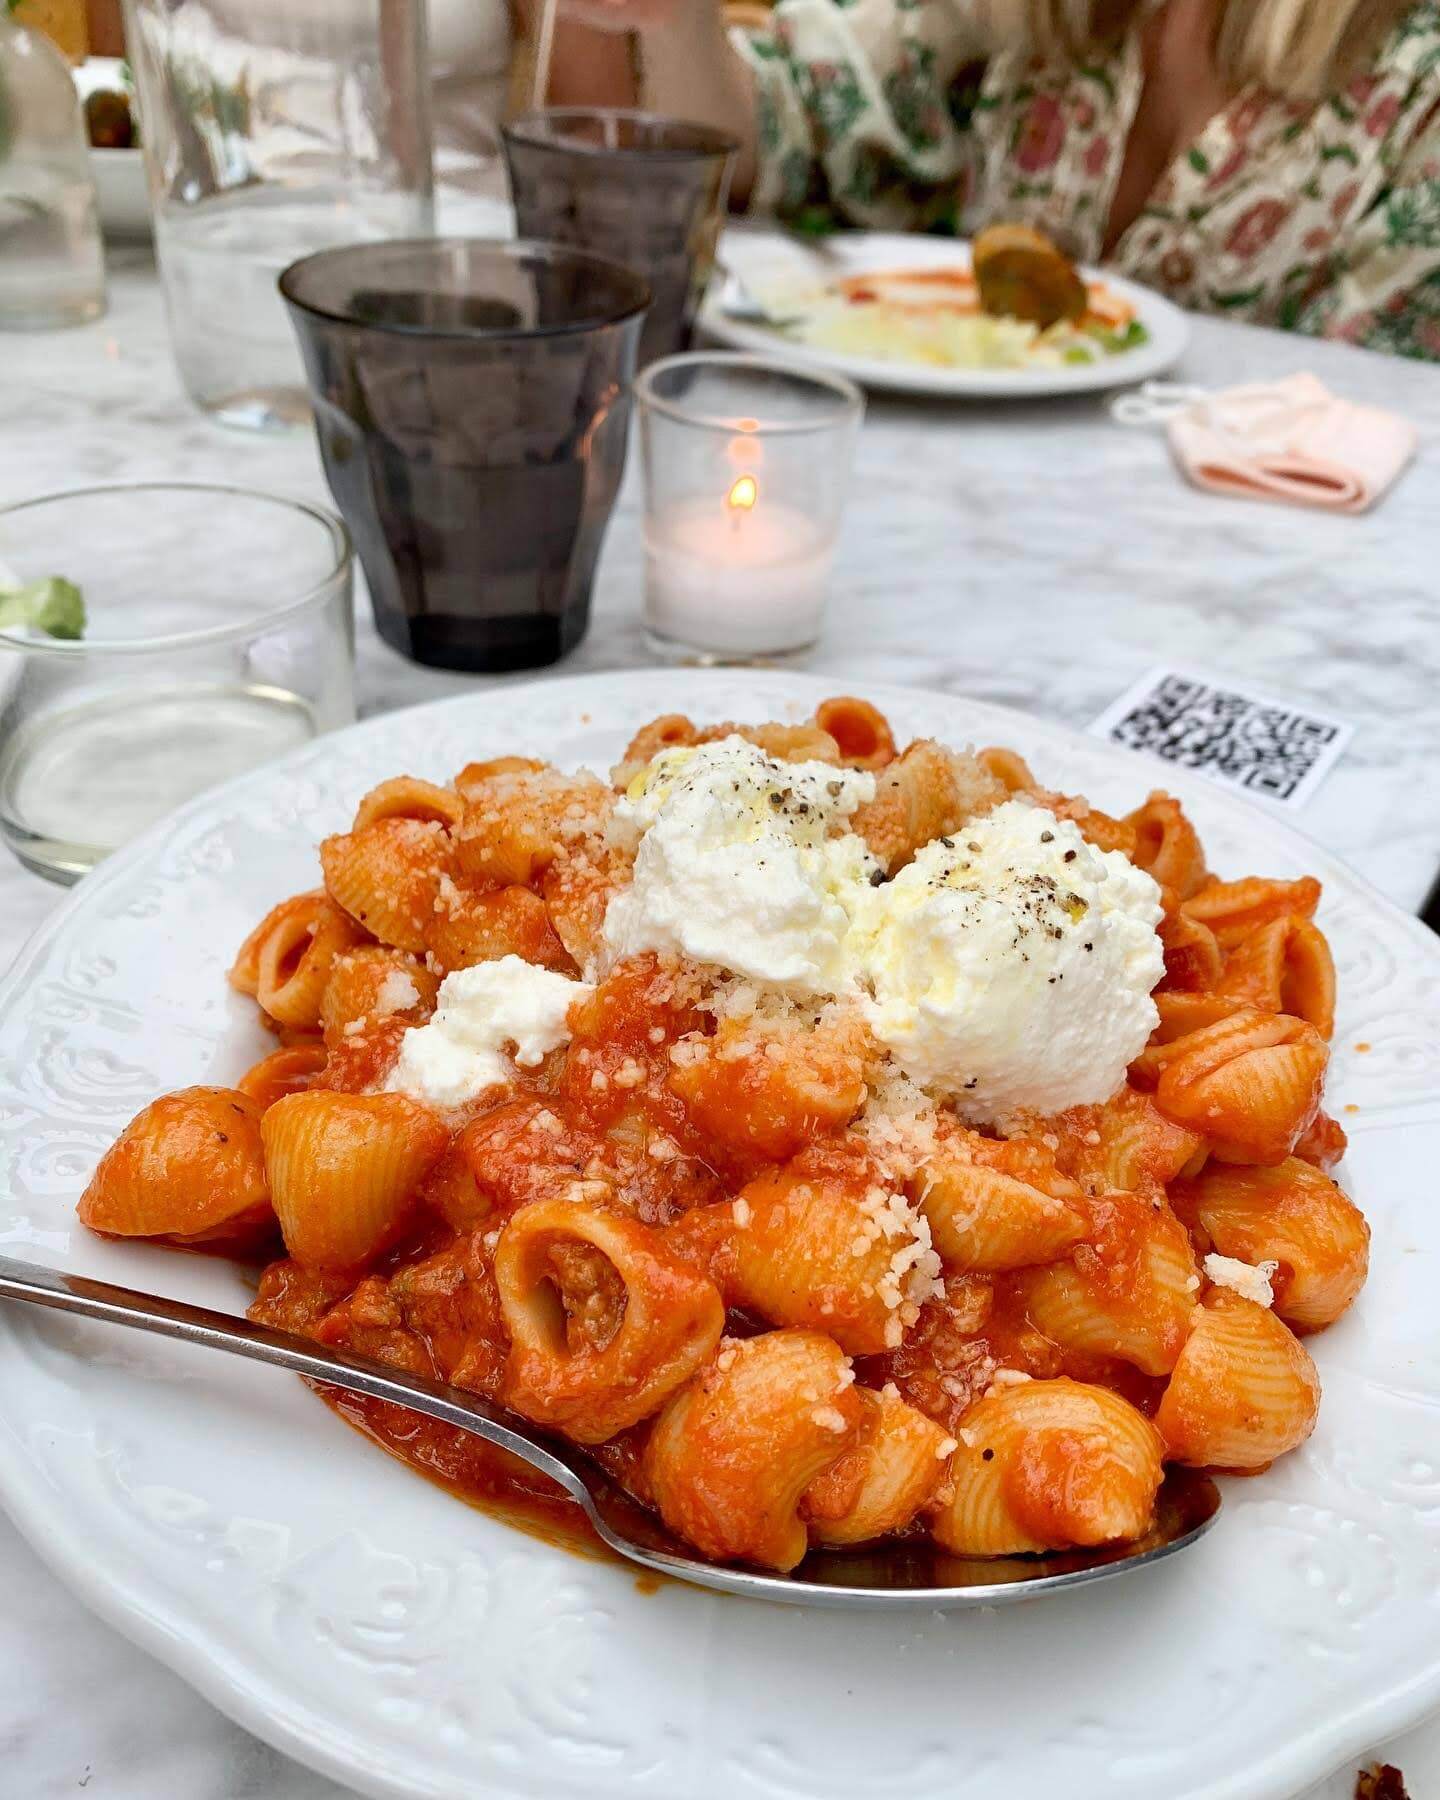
[0,670,1436,1800]
[704,226,1191,398]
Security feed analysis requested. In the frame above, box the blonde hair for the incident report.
[980,0,1412,99]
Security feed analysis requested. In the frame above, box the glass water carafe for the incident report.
[124,0,434,431]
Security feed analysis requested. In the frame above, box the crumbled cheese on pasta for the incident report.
[935,1436,958,1459]
[556,1177,612,1205]
[1203,1253,1279,1307]
[708,978,762,1022]
[374,969,421,1016]
[987,1369,1033,1392]
[732,1197,753,1228]
[855,1071,943,1181]
[853,1183,944,1347]
[811,1406,850,1433]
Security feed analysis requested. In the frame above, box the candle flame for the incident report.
[727,474,758,513]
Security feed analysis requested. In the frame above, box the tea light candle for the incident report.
[644,473,834,657]
[635,352,864,664]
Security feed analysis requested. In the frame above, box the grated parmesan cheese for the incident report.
[374,969,421,1016]
[1203,1252,1279,1307]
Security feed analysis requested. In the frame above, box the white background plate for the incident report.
[73,58,151,239]
[704,229,1192,398]
[1,670,1437,1800]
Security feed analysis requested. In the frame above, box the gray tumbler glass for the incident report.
[502,109,737,367]
[280,237,649,672]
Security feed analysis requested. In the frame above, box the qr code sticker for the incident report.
[1090,669,1353,808]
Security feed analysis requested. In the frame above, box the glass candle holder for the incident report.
[0,484,354,883]
[635,353,864,662]
[502,109,736,368]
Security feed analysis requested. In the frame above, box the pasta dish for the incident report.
[77,698,1366,1574]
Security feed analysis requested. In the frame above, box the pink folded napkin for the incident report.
[1164,372,1416,512]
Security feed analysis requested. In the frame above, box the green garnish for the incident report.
[0,577,86,638]
[1093,319,1151,354]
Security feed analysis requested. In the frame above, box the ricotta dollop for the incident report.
[602,737,878,996]
[599,742,1165,1125]
[386,955,592,1108]
[847,800,1164,1123]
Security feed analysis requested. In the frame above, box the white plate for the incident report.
[703,230,1191,398]
[73,57,151,239]
[1,669,1437,1800]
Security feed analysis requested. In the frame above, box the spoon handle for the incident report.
[0,1252,594,1510]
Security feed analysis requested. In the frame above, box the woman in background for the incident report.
[564,0,1440,358]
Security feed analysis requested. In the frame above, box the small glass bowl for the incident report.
[0,483,354,883]
[634,352,864,663]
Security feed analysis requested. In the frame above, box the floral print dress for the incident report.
[736,0,1440,357]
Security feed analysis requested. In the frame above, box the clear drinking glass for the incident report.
[502,109,736,367]
[281,236,649,673]
[123,0,434,431]
[635,353,864,662]
[0,484,354,882]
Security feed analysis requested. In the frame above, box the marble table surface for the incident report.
[2,243,1438,1800]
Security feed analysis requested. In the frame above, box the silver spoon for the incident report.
[0,1253,1220,1608]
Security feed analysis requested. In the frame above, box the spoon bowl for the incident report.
[0,1252,1220,1607]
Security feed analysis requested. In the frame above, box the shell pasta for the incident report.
[76,699,1366,1574]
